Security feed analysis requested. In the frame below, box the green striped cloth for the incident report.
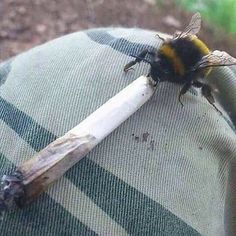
[0,28,235,236]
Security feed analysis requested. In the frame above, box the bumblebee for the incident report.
[124,13,236,112]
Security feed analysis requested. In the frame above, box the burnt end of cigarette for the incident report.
[0,134,96,214]
[0,171,25,212]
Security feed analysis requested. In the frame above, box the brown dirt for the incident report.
[0,0,236,62]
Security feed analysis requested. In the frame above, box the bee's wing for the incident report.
[193,50,236,70]
[173,12,201,39]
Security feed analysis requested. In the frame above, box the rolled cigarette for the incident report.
[0,76,156,213]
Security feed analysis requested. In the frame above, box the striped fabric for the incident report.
[0,28,235,236]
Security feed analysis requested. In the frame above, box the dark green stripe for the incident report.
[0,153,97,236]
[86,30,156,57]
[66,158,200,236]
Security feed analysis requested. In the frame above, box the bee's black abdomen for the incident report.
[170,38,203,70]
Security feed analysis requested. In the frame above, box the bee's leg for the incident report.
[192,81,222,115]
[124,49,149,72]
[178,82,192,107]
[155,33,165,41]
[124,49,155,72]
[123,61,137,72]
[201,84,222,115]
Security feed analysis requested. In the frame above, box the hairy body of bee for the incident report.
[157,36,211,84]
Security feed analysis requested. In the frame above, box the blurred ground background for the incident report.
[0,0,236,62]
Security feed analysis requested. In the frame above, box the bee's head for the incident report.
[149,58,174,82]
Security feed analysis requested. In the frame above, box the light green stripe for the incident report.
[0,58,13,87]
[0,31,151,138]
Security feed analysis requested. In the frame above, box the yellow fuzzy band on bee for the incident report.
[191,36,210,55]
[159,44,185,75]
[190,36,211,76]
